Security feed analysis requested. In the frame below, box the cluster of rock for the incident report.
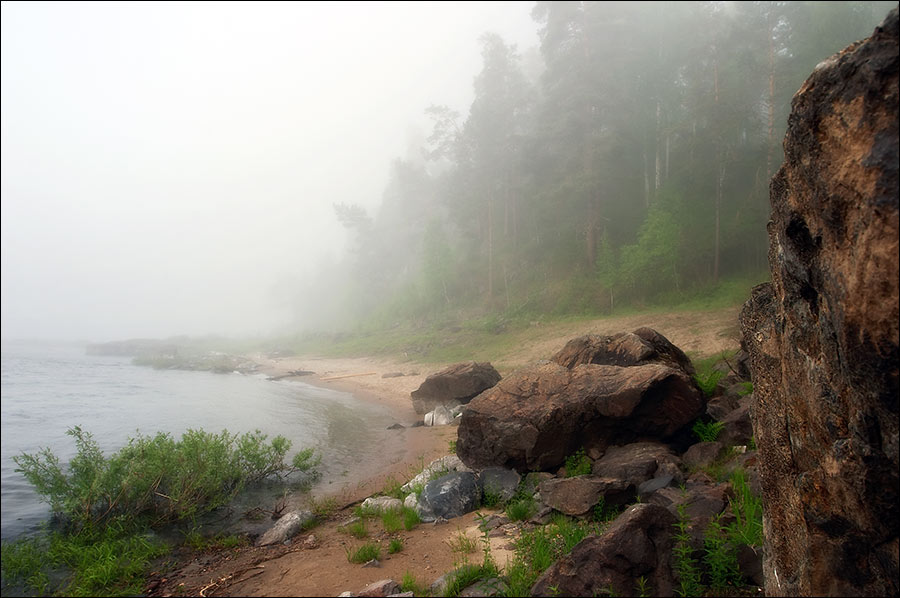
[410,361,501,425]
[316,327,760,597]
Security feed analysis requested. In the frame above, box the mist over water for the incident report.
[0,340,397,541]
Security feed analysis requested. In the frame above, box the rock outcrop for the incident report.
[552,327,695,375]
[530,503,676,597]
[457,359,703,472]
[410,361,501,415]
[740,9,899,596]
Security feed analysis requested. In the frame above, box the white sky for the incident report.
[1,0,538,341]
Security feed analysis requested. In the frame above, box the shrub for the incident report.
[346,542,381,564]
[12,426,318,530]
[342,519,368,539]
[564,448,592,477]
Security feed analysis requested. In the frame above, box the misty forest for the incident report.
[298,1,893,334]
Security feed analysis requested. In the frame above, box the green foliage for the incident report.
[446,530,478,557]
[502,515,599,597]
[448,439,457,454]
[737,381,754,396]
[564,448,592,477]
[703,514,741,591]
[591,496,620,523]
[481,487,505,508]
[388,537,404,554]
[342,518,368,539]
[380,475,406,500]
[505,495,537,522]
[635,575,652,598]
[401,505,421,530]
[381,508,403,534]
[672,504,703,597]
[2,522,167,597]
[13,426,316,530]
[728,468,763,547]
[308,495,339,519]
[692,419,725,443]
[694,368,725,398]
[346,542,381,564]
[401,570,430,596]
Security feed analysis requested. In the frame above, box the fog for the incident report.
[1,1,537,341]
[4,1,893,344]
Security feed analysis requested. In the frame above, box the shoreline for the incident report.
[252,354,456,508]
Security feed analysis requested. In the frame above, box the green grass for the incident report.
[341,518,368,539]
[502,515,599,597]
[388,537,404,554]
[380,475,406,499]
[308,495,339,519]
[346,542,381,564]
[505,496,537,522]
[402,505,421,530]
[703,514,741,591]
[401,570,430,595]
[2,521,168,597]
[381,508,403,533]
[564,448,592,477]
[446,530,478,557]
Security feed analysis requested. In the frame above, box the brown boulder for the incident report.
[551,327,695,375]
[538,476,635,517]
[591,441,683,487]
[456,361,704,472]
[530,503,676,597]
[410,361,501,415]
[740,9,899,596]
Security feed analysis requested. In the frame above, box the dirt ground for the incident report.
[146,306,741,597]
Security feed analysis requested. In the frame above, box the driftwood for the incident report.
[319,372,378,381]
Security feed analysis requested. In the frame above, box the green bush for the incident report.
[505,496,537,522]
[564,448,592,477]
[673,504,703,597]
[728,468,763,547]
[401,505,421,530]
[12,426,319,530]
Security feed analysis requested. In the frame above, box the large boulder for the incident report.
[410,361,501,415]
[551,327,695,375]
[740,9,899,596]
[530,503,677,597]
[457,361,704,472]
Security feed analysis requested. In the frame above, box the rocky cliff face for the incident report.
[740,8,899,596]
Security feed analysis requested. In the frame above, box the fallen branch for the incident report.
[319,372,378,381]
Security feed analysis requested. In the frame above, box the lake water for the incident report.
[0,340,399,542]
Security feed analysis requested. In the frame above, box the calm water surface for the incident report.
[0,340,397,541]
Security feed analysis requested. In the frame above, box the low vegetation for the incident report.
[2,426,320,596]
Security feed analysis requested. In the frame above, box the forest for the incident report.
[297,1,895,331]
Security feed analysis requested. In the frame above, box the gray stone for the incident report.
[479,467,521,504]
[539,476,635,517]
[256,510,314,546]
[416,471,481,522]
